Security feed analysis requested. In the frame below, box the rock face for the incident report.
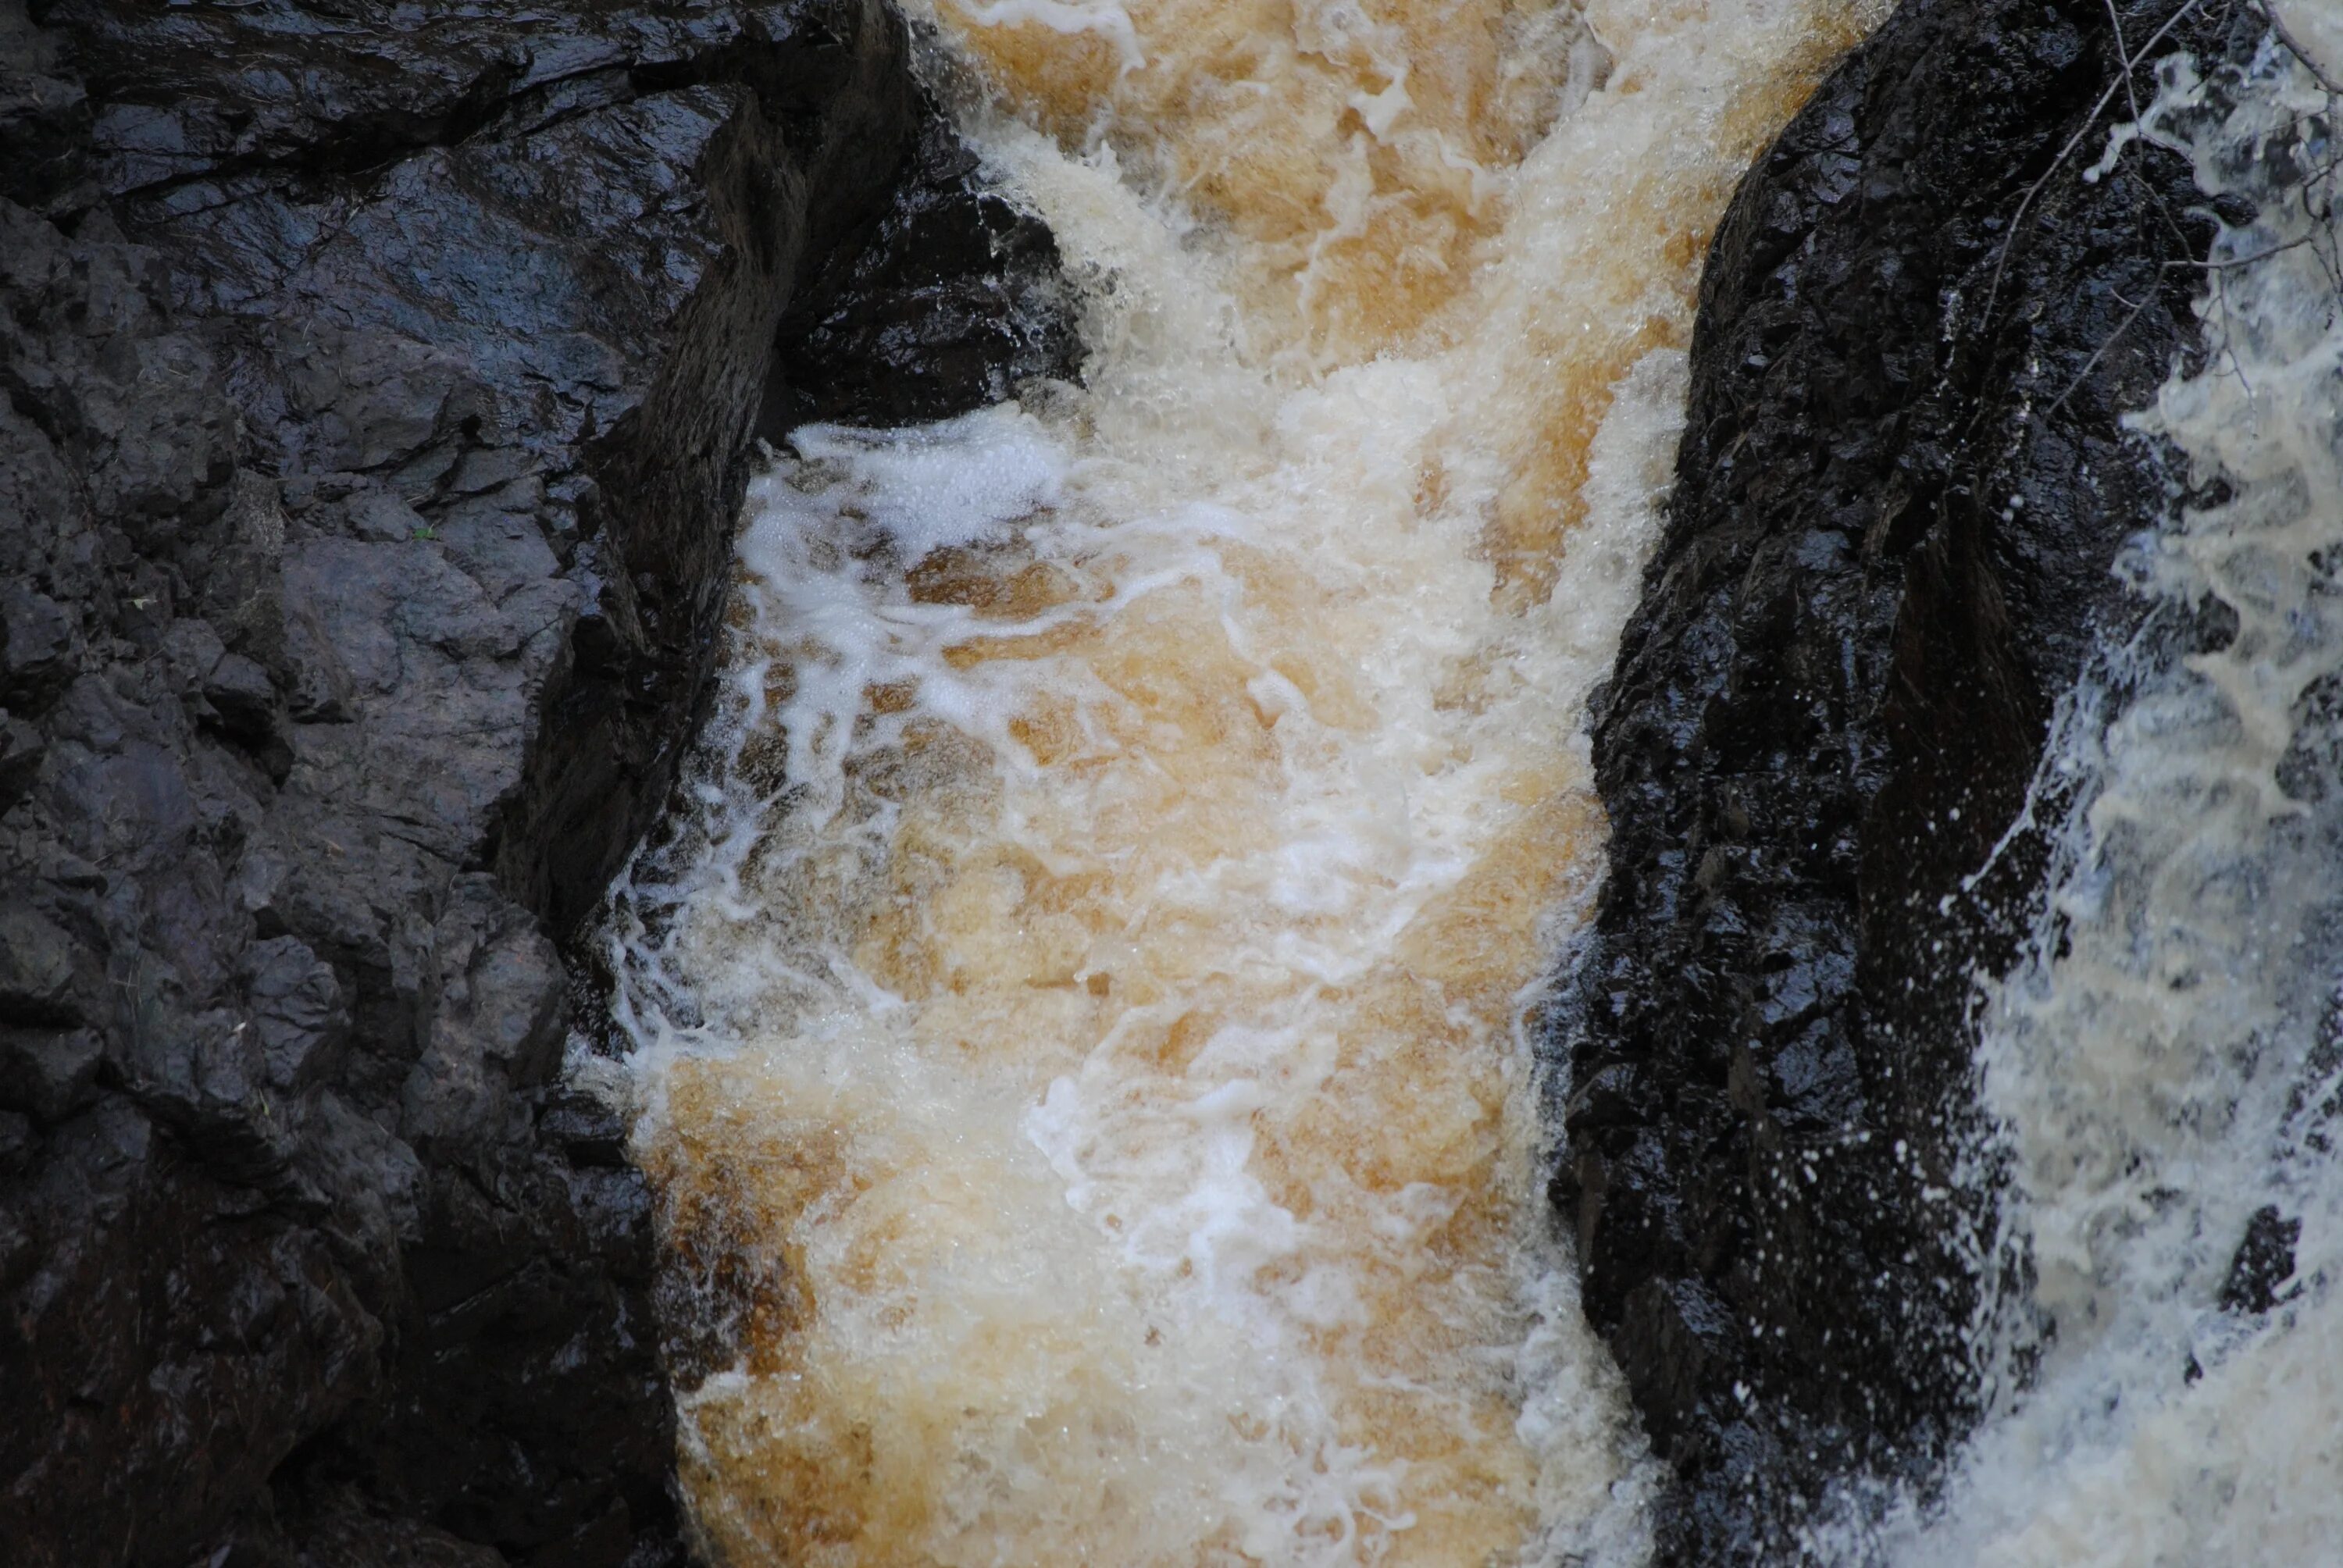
[0,3,1075,1563]
[1553,0,2250,1556]
[759,106,1077,435]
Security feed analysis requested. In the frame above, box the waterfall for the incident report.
[578,2,2343,1561]
[591,0,1872,1561]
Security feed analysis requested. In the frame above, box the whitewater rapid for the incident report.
[595,0,1870,1563]
[588,0,2343,1562]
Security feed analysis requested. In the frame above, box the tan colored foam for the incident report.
[614,2,1877,1562]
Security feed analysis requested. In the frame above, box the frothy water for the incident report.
[594,0,1871,1563]
[1832,29,2343,1566]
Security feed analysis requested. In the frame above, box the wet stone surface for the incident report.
[0,2,1076,1563]
[1551,0,2258,1558]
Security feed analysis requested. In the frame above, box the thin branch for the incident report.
[2044,287,2159,421]
[2044,7,2343,449]
[1977,0,2209,333]
[2040,238,2317,419]
[2263,0,2343,97]
[2186,233,2320,268]
[2106,0,2147,128]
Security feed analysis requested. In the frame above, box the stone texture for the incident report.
[0,1,1079,1563]
[1551,0,2257,1557]
[759,106,1079,434]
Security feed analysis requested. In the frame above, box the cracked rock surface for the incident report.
[0,2,1076,1563]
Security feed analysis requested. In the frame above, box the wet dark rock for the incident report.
[0,2,1078,1563]
[1553,0,2255,1556]
[2220,1205,2303,1317]
[760,107,1082,433]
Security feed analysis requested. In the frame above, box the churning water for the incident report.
[1831,23,2343,1566]
[591,1,2343,1563]
[597,0,1868,1561]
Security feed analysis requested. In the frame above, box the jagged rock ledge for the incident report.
[1550,0,2256,1559]
[0,3,1074,1563]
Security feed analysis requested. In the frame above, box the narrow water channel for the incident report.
[601,1,1872,1561]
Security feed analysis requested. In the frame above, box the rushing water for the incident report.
[1828,22,2343,1566]
[597,0,1869,1562]
[595,1,2343,1562]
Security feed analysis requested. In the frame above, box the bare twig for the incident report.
[2045,6,2343,421]
[2263,1,2343,97]
[2186,233,2320,268]
[1978,0,2209,333]
[2043,287,2159,421]
[2106,0,2147,128]
[2040,237,2319,418]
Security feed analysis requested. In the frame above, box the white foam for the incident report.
[600,2,1878,1563]
[786,404,1069,559]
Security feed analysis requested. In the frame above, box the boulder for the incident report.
[0,2,1078,1563]
[1553,0,2255,1556]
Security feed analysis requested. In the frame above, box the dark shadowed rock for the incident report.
[758,105,1079,433]
[2218,1204,2302,1317]
[1552,0,2256,1557]
[0,1,1079,1563]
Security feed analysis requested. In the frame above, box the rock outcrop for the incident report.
[1553,0,2252,1556]
[0,2,1075,1563]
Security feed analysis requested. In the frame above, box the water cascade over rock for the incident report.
[9,0,2339,1563]
[1553,0,2285,1556]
